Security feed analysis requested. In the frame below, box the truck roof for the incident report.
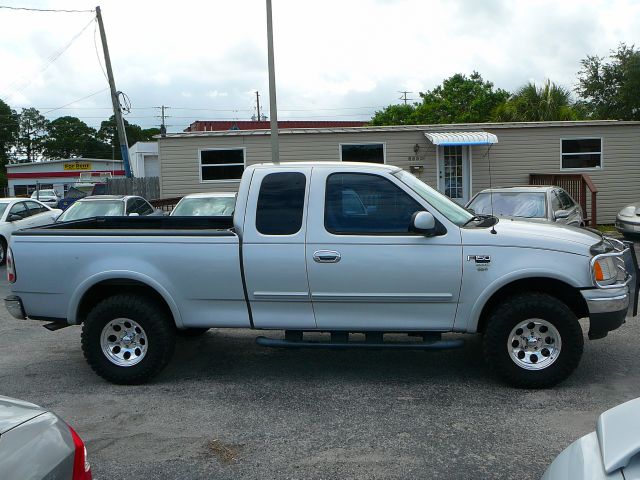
[250,161,401,173]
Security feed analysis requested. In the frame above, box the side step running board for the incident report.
[255,335,464,350]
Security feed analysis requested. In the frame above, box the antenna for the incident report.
[484,132,497,234]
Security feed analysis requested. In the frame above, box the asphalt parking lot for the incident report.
[1,245,640,480]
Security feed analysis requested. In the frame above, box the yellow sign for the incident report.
[63,162,91,171]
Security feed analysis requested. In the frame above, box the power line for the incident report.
[1,16,96,101]
[93,19,108,81]
[0,5,94,13]
[41,88,110,115]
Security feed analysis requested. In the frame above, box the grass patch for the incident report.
[596,224,616,233]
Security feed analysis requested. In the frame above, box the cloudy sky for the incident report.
[0,0,638,132]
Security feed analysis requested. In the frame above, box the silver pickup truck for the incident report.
[4,162,638,388]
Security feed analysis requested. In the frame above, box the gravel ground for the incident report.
[1,244,639,480]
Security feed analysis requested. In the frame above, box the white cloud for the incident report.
[0,0,638,130]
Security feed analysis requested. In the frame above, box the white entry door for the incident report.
[438,146,470,205]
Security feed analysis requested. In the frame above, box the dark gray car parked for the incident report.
[0,395,91,479]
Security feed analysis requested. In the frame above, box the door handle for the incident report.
[313,250,341,263]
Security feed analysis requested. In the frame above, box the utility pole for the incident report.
[399,91,413,105]
[157,105,170,137]
[96,5,133,177]
[255,91,261,122]
[265,0,279,164]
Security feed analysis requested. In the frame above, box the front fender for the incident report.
[67,270,183,328]
[461,268,585,333]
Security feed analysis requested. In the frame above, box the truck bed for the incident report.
[9,214,249,328]
[14,215,235,236]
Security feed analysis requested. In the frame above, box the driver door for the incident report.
[306,168,463,331]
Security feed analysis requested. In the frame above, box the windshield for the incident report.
[468,192,547,218]
[394,170,473,226]
[171,196,236,216]
[0,203,9,219]
[57,200,124,222]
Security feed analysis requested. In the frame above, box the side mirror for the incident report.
[128,212,140,217]
[7,214,22,222]
[410,211,436,235]
[555,210,570,220]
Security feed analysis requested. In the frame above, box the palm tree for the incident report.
[493,80,583,121]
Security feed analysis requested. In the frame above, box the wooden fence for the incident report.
[529,173,598,227]
[106,177,160,200]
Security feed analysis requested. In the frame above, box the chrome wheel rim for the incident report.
[100,318,148,367]
[507,319,561,371]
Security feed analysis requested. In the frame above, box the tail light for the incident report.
[68,425,92,480]
[7,248,15,284]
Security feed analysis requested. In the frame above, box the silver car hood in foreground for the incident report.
[542,397,640,480]
[0,395,45,434]
[464,218,602,256]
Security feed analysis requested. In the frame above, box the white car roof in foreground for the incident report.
[597,397,640,473]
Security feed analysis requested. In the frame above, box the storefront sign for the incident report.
[63,162,91,171]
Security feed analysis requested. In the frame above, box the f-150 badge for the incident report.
[467,255,491,271]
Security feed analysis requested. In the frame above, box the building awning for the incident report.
[425,131,498,146]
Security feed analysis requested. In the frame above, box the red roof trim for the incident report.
[185,120,368,132]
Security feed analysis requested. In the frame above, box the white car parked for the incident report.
[0,198,61,264]
[30,189,61,208]
[170,192,236,216]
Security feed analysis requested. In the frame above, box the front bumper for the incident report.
[4,295,26,320]
[582,238,639,339]
[581,287,629,339]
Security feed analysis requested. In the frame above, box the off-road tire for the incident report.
[176,327,210,337]
[483,292,584,388]
[81,294,176,384]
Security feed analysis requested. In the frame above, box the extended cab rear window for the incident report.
[256,172,306,235]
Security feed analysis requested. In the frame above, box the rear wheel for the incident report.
[483,292,584,388]
[81,294,176,384]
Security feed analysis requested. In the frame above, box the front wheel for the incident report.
[483,292,584,388]
[81,294,176,384]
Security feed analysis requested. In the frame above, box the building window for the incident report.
[340,143,385,164]
[256,172,306,235]
[200,148,245,182]
[561,139,602,169]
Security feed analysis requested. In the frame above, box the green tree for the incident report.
[415,72,510,124]
[43,116,111,159]
[370,72,510,126]
[493,80,583,122]
[14,108,49,163]
[0,99,19,185]
[97,116,160,159]
[576,43,640,120]
[369,104,418,126]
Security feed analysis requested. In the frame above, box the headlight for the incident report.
[593,256,618,285]
[619,206,637,217]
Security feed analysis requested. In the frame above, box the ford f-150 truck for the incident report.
[4,162,638,388]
